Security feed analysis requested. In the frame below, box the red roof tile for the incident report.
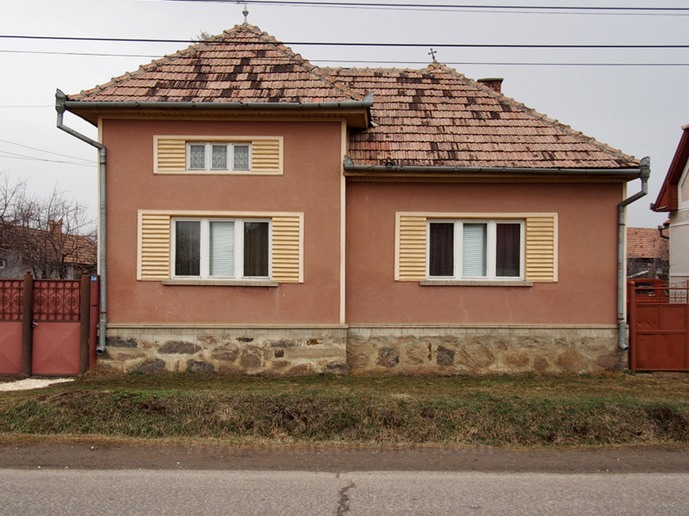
[627,227,669,260]
[69,24,364,104]
[68,25,638,170]
[327,65,638,169]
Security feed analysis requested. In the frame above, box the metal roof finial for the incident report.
[428,48,438,63]
[242,2,249,24]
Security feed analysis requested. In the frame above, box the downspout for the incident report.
[55,89,107,353]
[617,156,650,350]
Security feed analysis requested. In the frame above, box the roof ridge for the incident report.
[72,23,364,103]
[428,62,638,166]
[234,26,365,101]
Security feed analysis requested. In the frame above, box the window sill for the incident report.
[420,280,533,287]
[162,279,278,287]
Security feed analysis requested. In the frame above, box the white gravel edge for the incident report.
[0,378,75,391]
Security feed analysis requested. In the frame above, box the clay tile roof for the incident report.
[69,24,364,104]
[326,64,639,169]
[68,25,638,170]
[627,227,669,260]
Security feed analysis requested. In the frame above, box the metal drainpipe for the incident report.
[55,90,107,353]
[617,156,650,350]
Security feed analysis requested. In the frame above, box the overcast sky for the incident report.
[2,0,688,228]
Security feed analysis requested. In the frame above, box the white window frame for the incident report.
[427,219,525,281]
[171,217,271,280]
[186,142,252,172]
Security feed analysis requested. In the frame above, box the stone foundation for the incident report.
[99,324,625,375]
[100,326,348,375]
[347,325,625,375]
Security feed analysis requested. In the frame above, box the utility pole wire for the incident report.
[1,35,687,48]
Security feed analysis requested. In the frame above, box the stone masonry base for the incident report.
[102,326,348,375]
[100,325,625,375]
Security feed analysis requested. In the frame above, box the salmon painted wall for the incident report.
[346,181,623,325]
[102,119,343,325]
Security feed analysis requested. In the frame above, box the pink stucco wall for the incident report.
[102,119,343,325]
[345,181,623,325]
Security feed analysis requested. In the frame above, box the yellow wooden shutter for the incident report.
[271,214,303,283]
[396,214,427,281]
[251,138,282,174]
[155,138,186,174]
[525,215,557,282]
[138,212,171,281]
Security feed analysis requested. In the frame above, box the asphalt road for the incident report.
[1,469,688,515]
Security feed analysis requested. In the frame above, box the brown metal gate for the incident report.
[628,280,689,372]
[0,273,99,376]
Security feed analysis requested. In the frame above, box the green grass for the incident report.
[1,371,689,447]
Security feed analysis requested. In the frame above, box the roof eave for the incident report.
[61,94,373,128]
[652,125,689,212]
[343,163,642,181]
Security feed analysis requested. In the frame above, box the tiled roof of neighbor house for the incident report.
[653,124,689,212]
[68,23,638,170]
[327,65,637,169]
[627,227,669,260]
[69,24,364,104]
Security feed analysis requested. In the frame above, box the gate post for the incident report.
[20,272,33,376]
[628,280,637,372]
[79,275,91,374]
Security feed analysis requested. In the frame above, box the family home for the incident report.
[653,125,689,286]
[626,227,668,280]
[56,23,649,374]
[0,221,96,279]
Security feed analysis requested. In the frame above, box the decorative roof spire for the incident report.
[242,2,249,24]
[428,48,438,63]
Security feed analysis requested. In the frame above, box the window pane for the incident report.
[243,222,269,277]
[233,144,250,171]
[429,223,454,276]
[496,223,521,277]
[189,145,206,169]
[175,221,200,276]
[210,221,235,277]
[211,145,228,170]
[463,223,487,277]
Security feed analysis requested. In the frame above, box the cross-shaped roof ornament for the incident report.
[428,48,438,63]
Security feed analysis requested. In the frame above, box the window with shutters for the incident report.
[186,142,251,172]
[172,218,270,280]
[427,220,524,281]
[154,136,282,175]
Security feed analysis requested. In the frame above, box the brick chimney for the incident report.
[49,219,63,236]
[478,78,503,94]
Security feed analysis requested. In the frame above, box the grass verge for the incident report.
[1,371,689,448]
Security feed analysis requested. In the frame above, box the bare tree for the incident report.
[0,176,96,279]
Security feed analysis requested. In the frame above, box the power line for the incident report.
[0,139,95,163]
[1,48,687,67]
[0,49,160,59]
[1,34,687,49]
[0,153,96,167]
[158,0,689,15]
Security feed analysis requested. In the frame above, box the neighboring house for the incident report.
[0,221,96,279]
[626,227,669,280]
[58,23,648,374]
[652,125,689,286]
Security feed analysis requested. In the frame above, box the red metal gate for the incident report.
[0,273,99,376]
[628,280,689,371]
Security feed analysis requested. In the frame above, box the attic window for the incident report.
[187,143,251,172]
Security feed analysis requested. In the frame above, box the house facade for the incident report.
[58,24,647,374]
[653,125,689,286]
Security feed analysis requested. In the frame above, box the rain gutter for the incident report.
[55,89,108,354]
[343,161,643,178]
[61,94,374,111]
[617,156,650,351]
